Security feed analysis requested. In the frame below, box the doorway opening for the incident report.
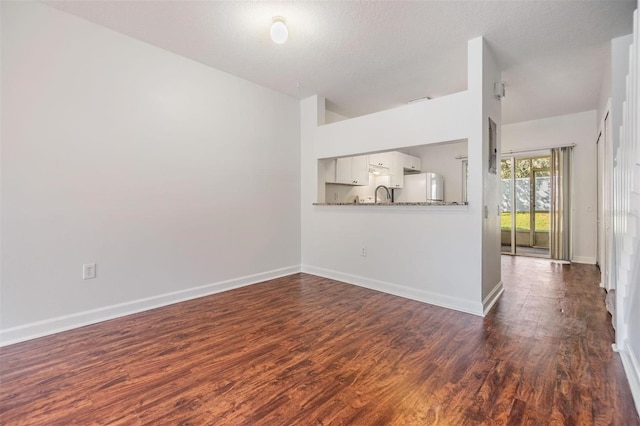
[501,154,551,258]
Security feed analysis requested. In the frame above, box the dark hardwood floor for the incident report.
[1,256,638,425]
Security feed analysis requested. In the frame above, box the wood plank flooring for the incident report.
[1,256,638,425]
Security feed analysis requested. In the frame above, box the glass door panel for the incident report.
[501,158,514,254]
[501,155,551,258]
[533,169,550,253]
[514,158,531,251]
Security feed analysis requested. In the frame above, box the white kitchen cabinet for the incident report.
[351,155,370,185]
[387,152,404,189]
[323,159,337,183]
[335,158,352,184]
[401,153,422,172]
[336,155,369,186]
[369,152,390,169]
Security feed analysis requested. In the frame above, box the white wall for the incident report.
[302,93,482,314]
[502,111,598,264]
[1,2,301,344]
[315,91,470,159]
[597,47,612,126]
[300,38,501,317]
[612,35,634,153]
[481,42,503,305]
[468,37,503,307]
[325,110,348,124]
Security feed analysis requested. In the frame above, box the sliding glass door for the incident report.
[501,158,515,254]
[501,155,551,257]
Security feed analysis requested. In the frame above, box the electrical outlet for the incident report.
[360,245,367,257]
[83,263,96,280]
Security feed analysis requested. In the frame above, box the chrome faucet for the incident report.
[375,185,391,204]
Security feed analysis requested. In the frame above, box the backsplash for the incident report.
[325,174,395,203]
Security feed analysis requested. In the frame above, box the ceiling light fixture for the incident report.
[270,17,288,44]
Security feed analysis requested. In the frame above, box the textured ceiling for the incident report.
[44,0,635,124]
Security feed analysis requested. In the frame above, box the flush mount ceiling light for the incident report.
[270,17,288,44]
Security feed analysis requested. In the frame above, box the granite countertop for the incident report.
[313,201,468,206]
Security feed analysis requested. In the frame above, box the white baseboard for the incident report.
[0,265,301,347]
[301,265,484,316]
[620,343,640,416]
[571,256,597,264]
[482,281,504,315]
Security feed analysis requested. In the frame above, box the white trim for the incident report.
[482,281,504,315]
[301,264,484,316]
[619,342,640,416]
[571,256,597,264]
[501,144,574,157]
[0,265,301,347]
[455,143,575,160]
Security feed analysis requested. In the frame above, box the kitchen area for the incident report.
[301,38,502,317]
[316,140,469,206]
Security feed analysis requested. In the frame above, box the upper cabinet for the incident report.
[369,153,390,169]
[383,152,421,189]
[323,151,420,187]
[401,153,422,172]
[387,152,404,188]
[371,152,421,172]
[324,158,337,183]
[335,155,369,186]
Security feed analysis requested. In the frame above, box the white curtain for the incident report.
[550,146,572,261]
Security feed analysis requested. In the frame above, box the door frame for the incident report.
[501,154,551,257]
[596,109,612,290]
[500,157,516,255]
